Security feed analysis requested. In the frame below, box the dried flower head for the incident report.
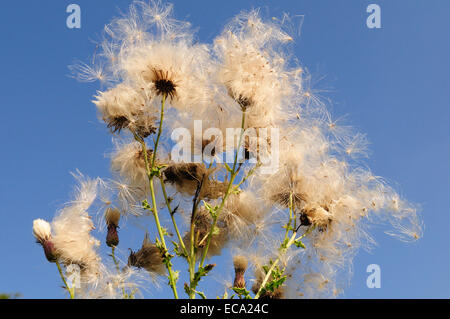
[163,163,206,196]
[93,84,156,136]
[51,174,102,283]
[214,10,297,128]
[33,218,52,244]
[128,232,165,276]
[163,163,228,200]
[233,255,248,289]
[33,219,58,263]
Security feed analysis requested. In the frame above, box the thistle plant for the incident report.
[33,0,422,299]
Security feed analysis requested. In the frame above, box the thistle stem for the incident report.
[134,95,179,299]
[254,225,315,299]
[254,232,296,299]
[282,193,294,243]
[188,178,205,299]
[55,261,74,299]
[199,110,246,268]
[159,176,188,257]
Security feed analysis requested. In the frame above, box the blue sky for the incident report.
[0,0,449,298]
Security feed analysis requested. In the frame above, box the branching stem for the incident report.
[134,95,179,299]
[199,110,246,268]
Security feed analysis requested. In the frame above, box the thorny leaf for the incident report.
[172,241,188,258]
[197,291,207,299]
[203,201,219,218]
[232,287,252,299]
[155,238,174,268]
[150,164,167,178]
[171,271,180,285]
[142,199,153,212]
[161,227,169,237]
[191,264,216,291]
[184,283,191,296]
[184,283,207,299]
[294,239,307,249]
[259,264,287,296]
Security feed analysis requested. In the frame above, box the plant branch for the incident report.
[55,261,74,299]
[199,110,246,268]
[134,94,179,299]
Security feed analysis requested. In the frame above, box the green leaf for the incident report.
[262,265,269,274]
[191,264,216,289]
[203,201,218,218]
[232,287,252,299]
[142,199,153,211]
[172,241,188,258]
[197,291,207,299]
[294,240,306,249]
[184,283,192,296]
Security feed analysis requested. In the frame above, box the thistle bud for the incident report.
[233,255,248,289]
[33,219,57,263]
[105,208,121,247]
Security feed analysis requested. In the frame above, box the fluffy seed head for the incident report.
[110,141,153,194]
[105,207,121,228]
[128,232,165,276]
[93,84,151,134]
[33,219,52,244]
[233,255,248,289]
[233,255,248,273]
[33,219,58,263]
[51,174,102,282]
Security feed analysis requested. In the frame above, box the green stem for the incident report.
[159,176,188,257]
[56,261,74,299]
[282,194,294,243]
[152,95,165,168]
[199,110,246,268]
[254,233,296,299]
[234,162,261,190]
[188,178,205,299]
[254,225,315,299]
[134,95,179,299]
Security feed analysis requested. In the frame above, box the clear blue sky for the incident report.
[0,0,449,298]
